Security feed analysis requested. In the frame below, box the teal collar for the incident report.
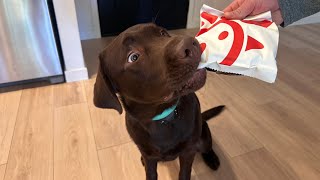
[152,100,179,121]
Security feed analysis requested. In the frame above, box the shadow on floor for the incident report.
[192,139,239,180]
[160,139,238,180]
[0,80,53,93]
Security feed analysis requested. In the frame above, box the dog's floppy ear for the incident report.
[93,54,123,114]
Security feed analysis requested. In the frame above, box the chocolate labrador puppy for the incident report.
[93,23,224,180]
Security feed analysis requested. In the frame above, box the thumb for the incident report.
[224,1,255,19]
[272,10,284,25]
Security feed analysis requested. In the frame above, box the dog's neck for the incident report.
[120,96,180,122]
[152,99,179,121]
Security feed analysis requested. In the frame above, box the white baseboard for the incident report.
[64,68,89,82]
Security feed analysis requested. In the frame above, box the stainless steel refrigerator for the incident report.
[0,0,64,86]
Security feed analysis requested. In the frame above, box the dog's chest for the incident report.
[150,121,189,146]
[148,105,200,153]
[147,119,194,157]
[126,94,202,158]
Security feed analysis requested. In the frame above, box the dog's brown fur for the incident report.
[93,23,224,180]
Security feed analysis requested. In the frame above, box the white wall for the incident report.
[52,0,88,82]
[187,0,232,28]
[74,0,101,40]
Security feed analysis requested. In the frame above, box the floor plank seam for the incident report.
[54,102,88,109]
[80,81,88,103]
[262,145,299,179]
[213,76,274,156]
[211,137,235,160]
[230,147,265,159]
[206,79,267,158]
[3,91,23,180]
[230,117,267,155]
[86,103,104,180]
[53,101,55,180]
[97,140,133,151]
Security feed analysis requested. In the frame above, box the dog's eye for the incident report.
[128,53,140,63]
[160,29,169,37]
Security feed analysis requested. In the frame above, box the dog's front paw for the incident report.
[201,149,220,170]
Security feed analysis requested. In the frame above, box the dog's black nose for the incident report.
[176,37,199,59]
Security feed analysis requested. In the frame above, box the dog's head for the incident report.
[93,23,206,113]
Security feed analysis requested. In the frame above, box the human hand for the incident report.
[223,0,283,25]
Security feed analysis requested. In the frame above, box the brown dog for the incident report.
[93,23,224,180]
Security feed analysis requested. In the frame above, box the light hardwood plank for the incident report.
[213,74,279,105]
[158,158,199,180]
[232,148,293,180]
[0,164,5,180]
[0,91,21,164]
[277,65,320,106]
[215,71,320,158]
[98,142,197,180]
[54,103,102,180]
[199,65,320,179]
[224,71,320,157]
[262,101,320,156]
[197,73,244,106]
[207,109,262,157]
[83,79,131,149]
[4,86,53,180]
[228,101,320,180]
[279,24,320,53]
[82,78,97,108]
[53,81,86,107]
[208,56,320,152]
[88,107,131,149]
[197,74,263,157]
[276,45,320,106]
[277,46,320,81]
[98,142,144,180]
[192,144,238,180]
[251,78,320,124]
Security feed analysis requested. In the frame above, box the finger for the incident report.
[271,10,284,25]
[223,0,255,19]
[223,0,241,12]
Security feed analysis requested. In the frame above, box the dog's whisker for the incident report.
[152,10,160,24]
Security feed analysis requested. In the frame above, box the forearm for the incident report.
[279,0,320,26]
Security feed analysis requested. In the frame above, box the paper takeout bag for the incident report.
[196,4,279,83]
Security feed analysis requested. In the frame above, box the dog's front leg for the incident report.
[179,152,196,180]
[142,156,158,180]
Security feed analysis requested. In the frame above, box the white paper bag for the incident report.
[196,4,279,83]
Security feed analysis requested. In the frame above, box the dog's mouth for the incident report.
[172,68,207,98]
[161,37,206,102]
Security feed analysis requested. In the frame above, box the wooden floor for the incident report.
[0,24,320,180]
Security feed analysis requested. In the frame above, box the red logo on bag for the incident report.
[196,12,272,66]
